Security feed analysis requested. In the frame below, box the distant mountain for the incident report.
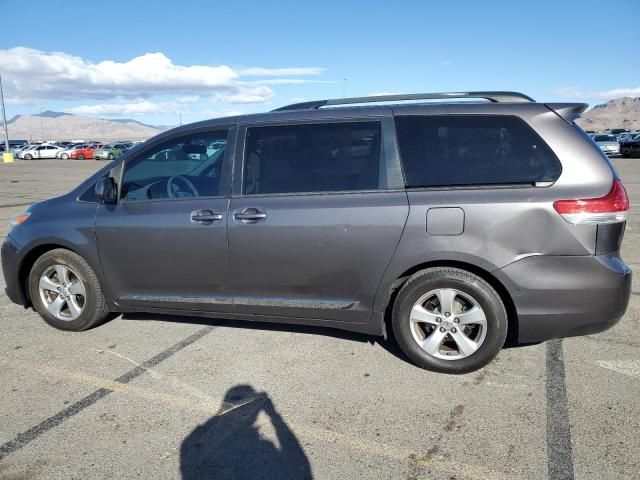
[8,110,72,123]
[576,97,640,131]
[38,110,71,119]
[6,111,163,142]
[109,118,172,130]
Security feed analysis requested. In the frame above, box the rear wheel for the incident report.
[29,249,110,331]
[77,153,84,160]
[392,267,507,374]
[24,153,33,160]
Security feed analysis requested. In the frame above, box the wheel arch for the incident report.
[383,260,519,347]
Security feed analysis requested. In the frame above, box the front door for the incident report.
[228,117,408,324]
[95,127,235,312]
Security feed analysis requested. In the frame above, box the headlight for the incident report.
[10,211,31,227]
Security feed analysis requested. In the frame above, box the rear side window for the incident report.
[243,121,382,195]
[395,115,561,187]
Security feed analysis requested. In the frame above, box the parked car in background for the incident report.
[592,134,621,157]
[18,144,64,160]
[10,144,33,156]
[57,144,87,160]
[69,144,103,160]
[606,128,629,136]
[620,133,640,158]
[617,132,634,143]
[2,140,28,152]
[93,143,130,160]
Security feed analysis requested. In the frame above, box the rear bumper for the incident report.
[495,253,632,343]
[1,235,28,306]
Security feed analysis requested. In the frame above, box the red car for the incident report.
[70,143,102,160]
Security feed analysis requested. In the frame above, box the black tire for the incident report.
[61,153,69,160]
[392,267,507,374]
[29,248,110,331]
[77,153,85,160]
[24,153,32,160]
[108,153,114,160]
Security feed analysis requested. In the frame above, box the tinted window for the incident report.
[395,115,561,187]
[121,129,228,201]
[594,135,616,142]
[243,121,382,195]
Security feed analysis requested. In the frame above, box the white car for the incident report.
[10,144,32,156]
[56,144,87,159]
[18,144,63,160]
[592,134,621,157]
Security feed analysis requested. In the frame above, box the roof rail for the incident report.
[273,91,535,111]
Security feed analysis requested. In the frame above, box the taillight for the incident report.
[553,179,629,224]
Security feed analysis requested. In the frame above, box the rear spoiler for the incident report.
[545,103,589,123]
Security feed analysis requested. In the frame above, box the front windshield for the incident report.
[594,135,616,142]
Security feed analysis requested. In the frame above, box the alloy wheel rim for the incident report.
[409,288,487,360]
[39,265,86,321]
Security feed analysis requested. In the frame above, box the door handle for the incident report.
[234,208,267,223]
[190,209,223,225]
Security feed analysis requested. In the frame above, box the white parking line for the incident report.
[596,359,640,379]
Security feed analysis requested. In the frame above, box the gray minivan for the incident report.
[1,92,631,373]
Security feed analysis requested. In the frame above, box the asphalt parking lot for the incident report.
[0,159,639,480]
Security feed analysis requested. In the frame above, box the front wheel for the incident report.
[29,249,110,331]
[392,267,507,374]
[24,153,33,160]
[108,153,114,160]
[61,153,69,160]
[77,153,85,160]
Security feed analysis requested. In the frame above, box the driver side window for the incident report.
[121,129,229,201]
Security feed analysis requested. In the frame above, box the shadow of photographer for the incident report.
[180,384,312,479]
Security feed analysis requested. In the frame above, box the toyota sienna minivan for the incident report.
[1,92,631,373]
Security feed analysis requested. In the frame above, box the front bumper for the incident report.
[494,253,632,343]
[1,235,27,306]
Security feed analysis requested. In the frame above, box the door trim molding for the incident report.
[118,294,233,306]
[234,296,356,310]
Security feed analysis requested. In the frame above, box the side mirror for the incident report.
[95,177,117,203]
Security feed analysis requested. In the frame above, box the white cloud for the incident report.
[555,86,640,101]
[69,101,166,116]
[0,47,325,105]
[214,87,274,104]
[68,96,201,116]
[175,95,200,105]
[200,109,244,118]
[251,79,337,85]
[239,67,324,77]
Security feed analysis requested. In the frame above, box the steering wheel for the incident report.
[167,175,199,198]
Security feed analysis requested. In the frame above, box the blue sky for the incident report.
[1,0,638,125]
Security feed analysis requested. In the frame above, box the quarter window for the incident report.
[243,121,382,195]
[395,115,561,187]
[121,130,228,201]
